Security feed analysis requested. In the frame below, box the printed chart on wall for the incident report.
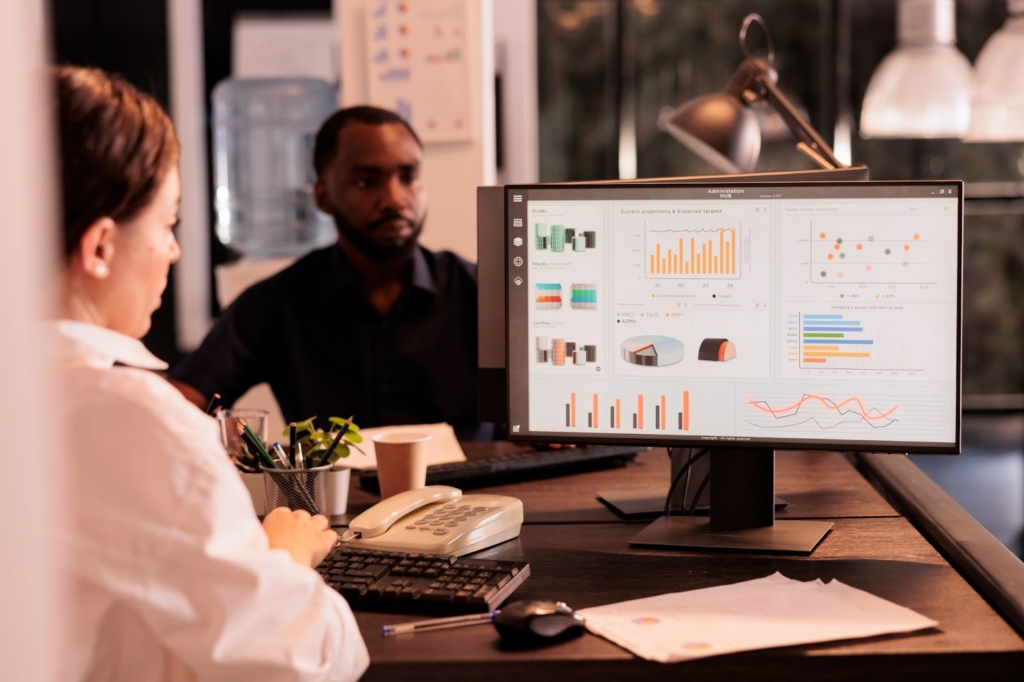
[364,0,472,142]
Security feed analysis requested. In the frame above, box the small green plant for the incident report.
[286,416,366,468]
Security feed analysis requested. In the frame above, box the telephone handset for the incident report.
[342,485,524,557]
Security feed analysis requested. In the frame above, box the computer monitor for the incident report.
[477,167,871,425]
[503,180,963,553]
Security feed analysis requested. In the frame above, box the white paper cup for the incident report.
[372,432,431,499]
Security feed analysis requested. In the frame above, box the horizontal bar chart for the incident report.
[800,314,874,367]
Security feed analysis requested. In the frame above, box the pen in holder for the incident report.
[262,464,331,516]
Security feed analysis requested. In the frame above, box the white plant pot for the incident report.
[239,467,350,517]
[326,467,351,517]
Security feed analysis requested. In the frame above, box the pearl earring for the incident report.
[95,263,108,276]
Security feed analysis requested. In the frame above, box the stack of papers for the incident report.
[577,573,937,662]
[340,422,467,470]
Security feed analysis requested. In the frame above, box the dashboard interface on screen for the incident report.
[505,182,962,453]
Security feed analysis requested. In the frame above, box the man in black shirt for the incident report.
[170,106,490,440]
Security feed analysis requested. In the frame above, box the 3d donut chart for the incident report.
[698,338,737,362]
[620,335,684,367]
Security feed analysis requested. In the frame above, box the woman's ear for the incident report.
[74,217,117,279]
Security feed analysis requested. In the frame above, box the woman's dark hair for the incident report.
[55,66,179,258]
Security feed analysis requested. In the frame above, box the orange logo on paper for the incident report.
[632,617,660,626]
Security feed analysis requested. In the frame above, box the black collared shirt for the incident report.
[170,245,490,440]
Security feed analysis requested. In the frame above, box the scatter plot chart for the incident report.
[809,223,935,284]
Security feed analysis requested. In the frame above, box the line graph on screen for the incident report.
[744,393,899,431]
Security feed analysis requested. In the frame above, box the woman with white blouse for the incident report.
[52,65,369,682]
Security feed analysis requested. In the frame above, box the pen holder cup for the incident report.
[262,464,331,516]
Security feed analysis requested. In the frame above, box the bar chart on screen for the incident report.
[560,390,692,431]
[646,225,741,279]
[786,310,920,372]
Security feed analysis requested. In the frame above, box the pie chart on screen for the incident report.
[620,335,684,367]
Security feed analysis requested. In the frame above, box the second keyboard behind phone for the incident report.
[360,444,646,493]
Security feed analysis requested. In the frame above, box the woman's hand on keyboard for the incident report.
[263,507,338,568]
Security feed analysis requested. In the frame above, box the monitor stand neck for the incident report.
[631,448,833,554]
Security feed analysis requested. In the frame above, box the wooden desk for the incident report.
[344,448,897,524]
[339,448,1024,680]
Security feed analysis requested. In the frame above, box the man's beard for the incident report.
[332,210,426,264]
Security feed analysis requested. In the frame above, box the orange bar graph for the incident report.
[638,395,644,429]
[593,394,599,428]
[803,352,872,358]
[683,390,690,431]
[660,395,667,430]
[570,392,576,427]
[803,358,827,363]
[649,228,739,276]
[615,399,621,428]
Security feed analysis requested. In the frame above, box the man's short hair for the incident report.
[313,105,422,178]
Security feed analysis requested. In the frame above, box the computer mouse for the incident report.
[493,600,586,646]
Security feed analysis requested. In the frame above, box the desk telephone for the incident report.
[341,486,524,556]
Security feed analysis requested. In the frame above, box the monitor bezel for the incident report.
[504,179,964,455]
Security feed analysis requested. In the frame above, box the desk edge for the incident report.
[857,452,1024,639]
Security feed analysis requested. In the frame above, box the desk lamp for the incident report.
[658,14,847,174]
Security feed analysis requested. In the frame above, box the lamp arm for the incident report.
[755,73,846,169]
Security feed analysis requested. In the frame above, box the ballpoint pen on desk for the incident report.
[381,612,497,637]
[204,393,222,415]
[314,415,354,468]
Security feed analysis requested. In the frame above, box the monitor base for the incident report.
[597,489,788,518]
[629,515,833,554]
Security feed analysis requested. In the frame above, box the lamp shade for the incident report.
[966,4,1024,142]
[860,0,973,139]
[658,94,761,174]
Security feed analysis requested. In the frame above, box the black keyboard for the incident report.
[359,445,645,493]
[318,547,530,614]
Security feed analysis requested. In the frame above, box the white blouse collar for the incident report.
[52,319,169,371]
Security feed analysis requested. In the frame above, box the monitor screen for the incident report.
[505,181,962,454]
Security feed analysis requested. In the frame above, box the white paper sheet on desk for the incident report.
[577,572,938,663]
[338,423,466,470]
